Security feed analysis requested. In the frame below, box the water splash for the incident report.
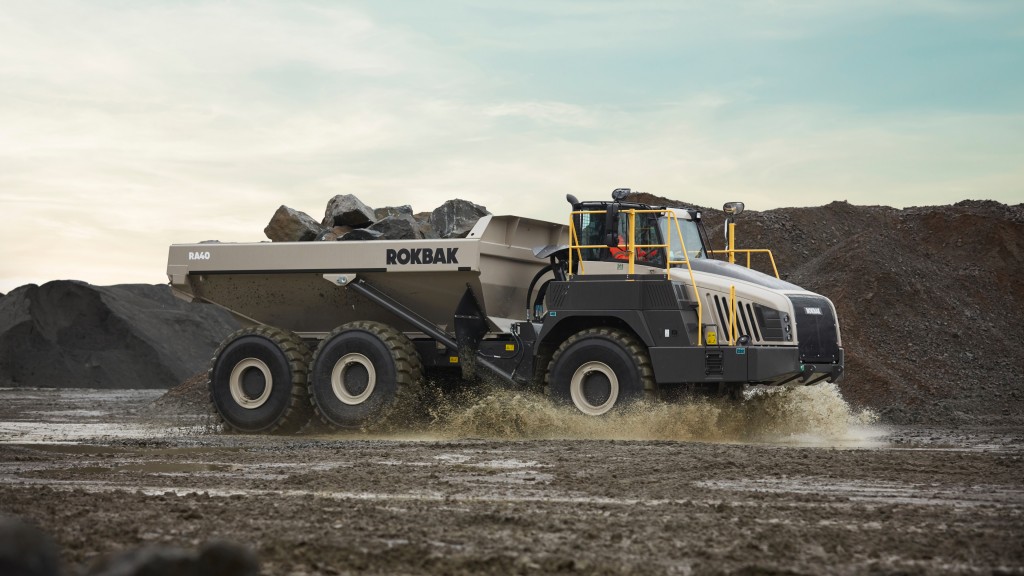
[365,381,880,446]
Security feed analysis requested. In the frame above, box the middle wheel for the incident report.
[308,321,422,429]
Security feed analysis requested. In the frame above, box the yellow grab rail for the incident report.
[567,208,705,347]
[717,249,780,279]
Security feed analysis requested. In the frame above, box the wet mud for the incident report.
[1,386,1022,575]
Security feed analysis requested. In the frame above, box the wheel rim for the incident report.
[569,361,619,416]
[331,353,376,405]
[229,358,273,409]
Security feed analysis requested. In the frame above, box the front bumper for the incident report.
[649,345,845,386]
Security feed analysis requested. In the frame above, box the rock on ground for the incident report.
[0,515,62,576]
[0,281,240,389]
[85,541,258,576]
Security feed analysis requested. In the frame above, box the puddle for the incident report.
[0,422,209,444]
[72,462,233,475]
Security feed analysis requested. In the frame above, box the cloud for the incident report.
[1,1,1022,292]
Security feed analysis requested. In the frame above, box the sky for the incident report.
[1,0,1022,292]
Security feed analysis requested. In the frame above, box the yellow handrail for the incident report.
[729,285,737,345]
[566,207,706,347]
[717,249,780,279]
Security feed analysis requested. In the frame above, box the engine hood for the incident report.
[684,258,803,291]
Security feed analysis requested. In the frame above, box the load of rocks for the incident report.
[263,195,490,242]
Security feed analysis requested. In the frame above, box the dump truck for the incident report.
[167,190,844,433]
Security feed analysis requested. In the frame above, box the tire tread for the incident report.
[207,325,312,434]
[307,321,423,429]
[544,327,657,405]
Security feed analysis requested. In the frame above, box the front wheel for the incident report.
[546,328,655,416]
[208,326,313,434]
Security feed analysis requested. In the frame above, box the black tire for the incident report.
[208,326,313,434]
[546,328,655,415]
[307,321,423,430]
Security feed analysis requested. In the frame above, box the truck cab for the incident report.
[526,190,844,415]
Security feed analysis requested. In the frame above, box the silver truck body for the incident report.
[168,215,569,337]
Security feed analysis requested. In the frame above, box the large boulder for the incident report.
[314,226,355,242]
[414,212,439,239]
[264,205,323,242]
[323,195,375,228]
[430,199,490,238]
[374,205,414,220]
[368,214,420,240]
[340,228,384,241]
[0,281,240,389]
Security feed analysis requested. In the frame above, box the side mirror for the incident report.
[723,202,745,216]
[604,204,620,247]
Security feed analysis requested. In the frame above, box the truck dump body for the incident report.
[167,215,569,336]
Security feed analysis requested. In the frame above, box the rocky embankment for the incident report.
[630,193,1024,425]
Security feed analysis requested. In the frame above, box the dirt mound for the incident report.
[0,281,239,389]
[627,193,1024,425]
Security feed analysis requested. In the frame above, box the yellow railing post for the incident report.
[729,285,737,345]
[728,222,735,265]
[627,209,635,275]
[567,207,711,348]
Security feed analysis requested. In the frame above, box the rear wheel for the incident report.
[308,321,422,429]
[208,326,313,434]
[546,328,655,415]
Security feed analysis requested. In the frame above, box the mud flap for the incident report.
[454,285,488,380]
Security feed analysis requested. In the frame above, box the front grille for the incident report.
[707,294,786,343]
[788,295,841,364]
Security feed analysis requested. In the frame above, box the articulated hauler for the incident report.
[167,190,844,433]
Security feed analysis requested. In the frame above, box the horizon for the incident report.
[2,1,1022,294]
[1,194,1016,295]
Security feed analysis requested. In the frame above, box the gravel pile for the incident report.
[0,283,239,389]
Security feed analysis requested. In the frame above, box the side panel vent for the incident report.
[643,282,678,309]
[546,282,569,309]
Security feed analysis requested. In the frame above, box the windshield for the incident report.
[659,215,706,263]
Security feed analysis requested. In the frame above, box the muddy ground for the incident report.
[0,386,1022,575]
